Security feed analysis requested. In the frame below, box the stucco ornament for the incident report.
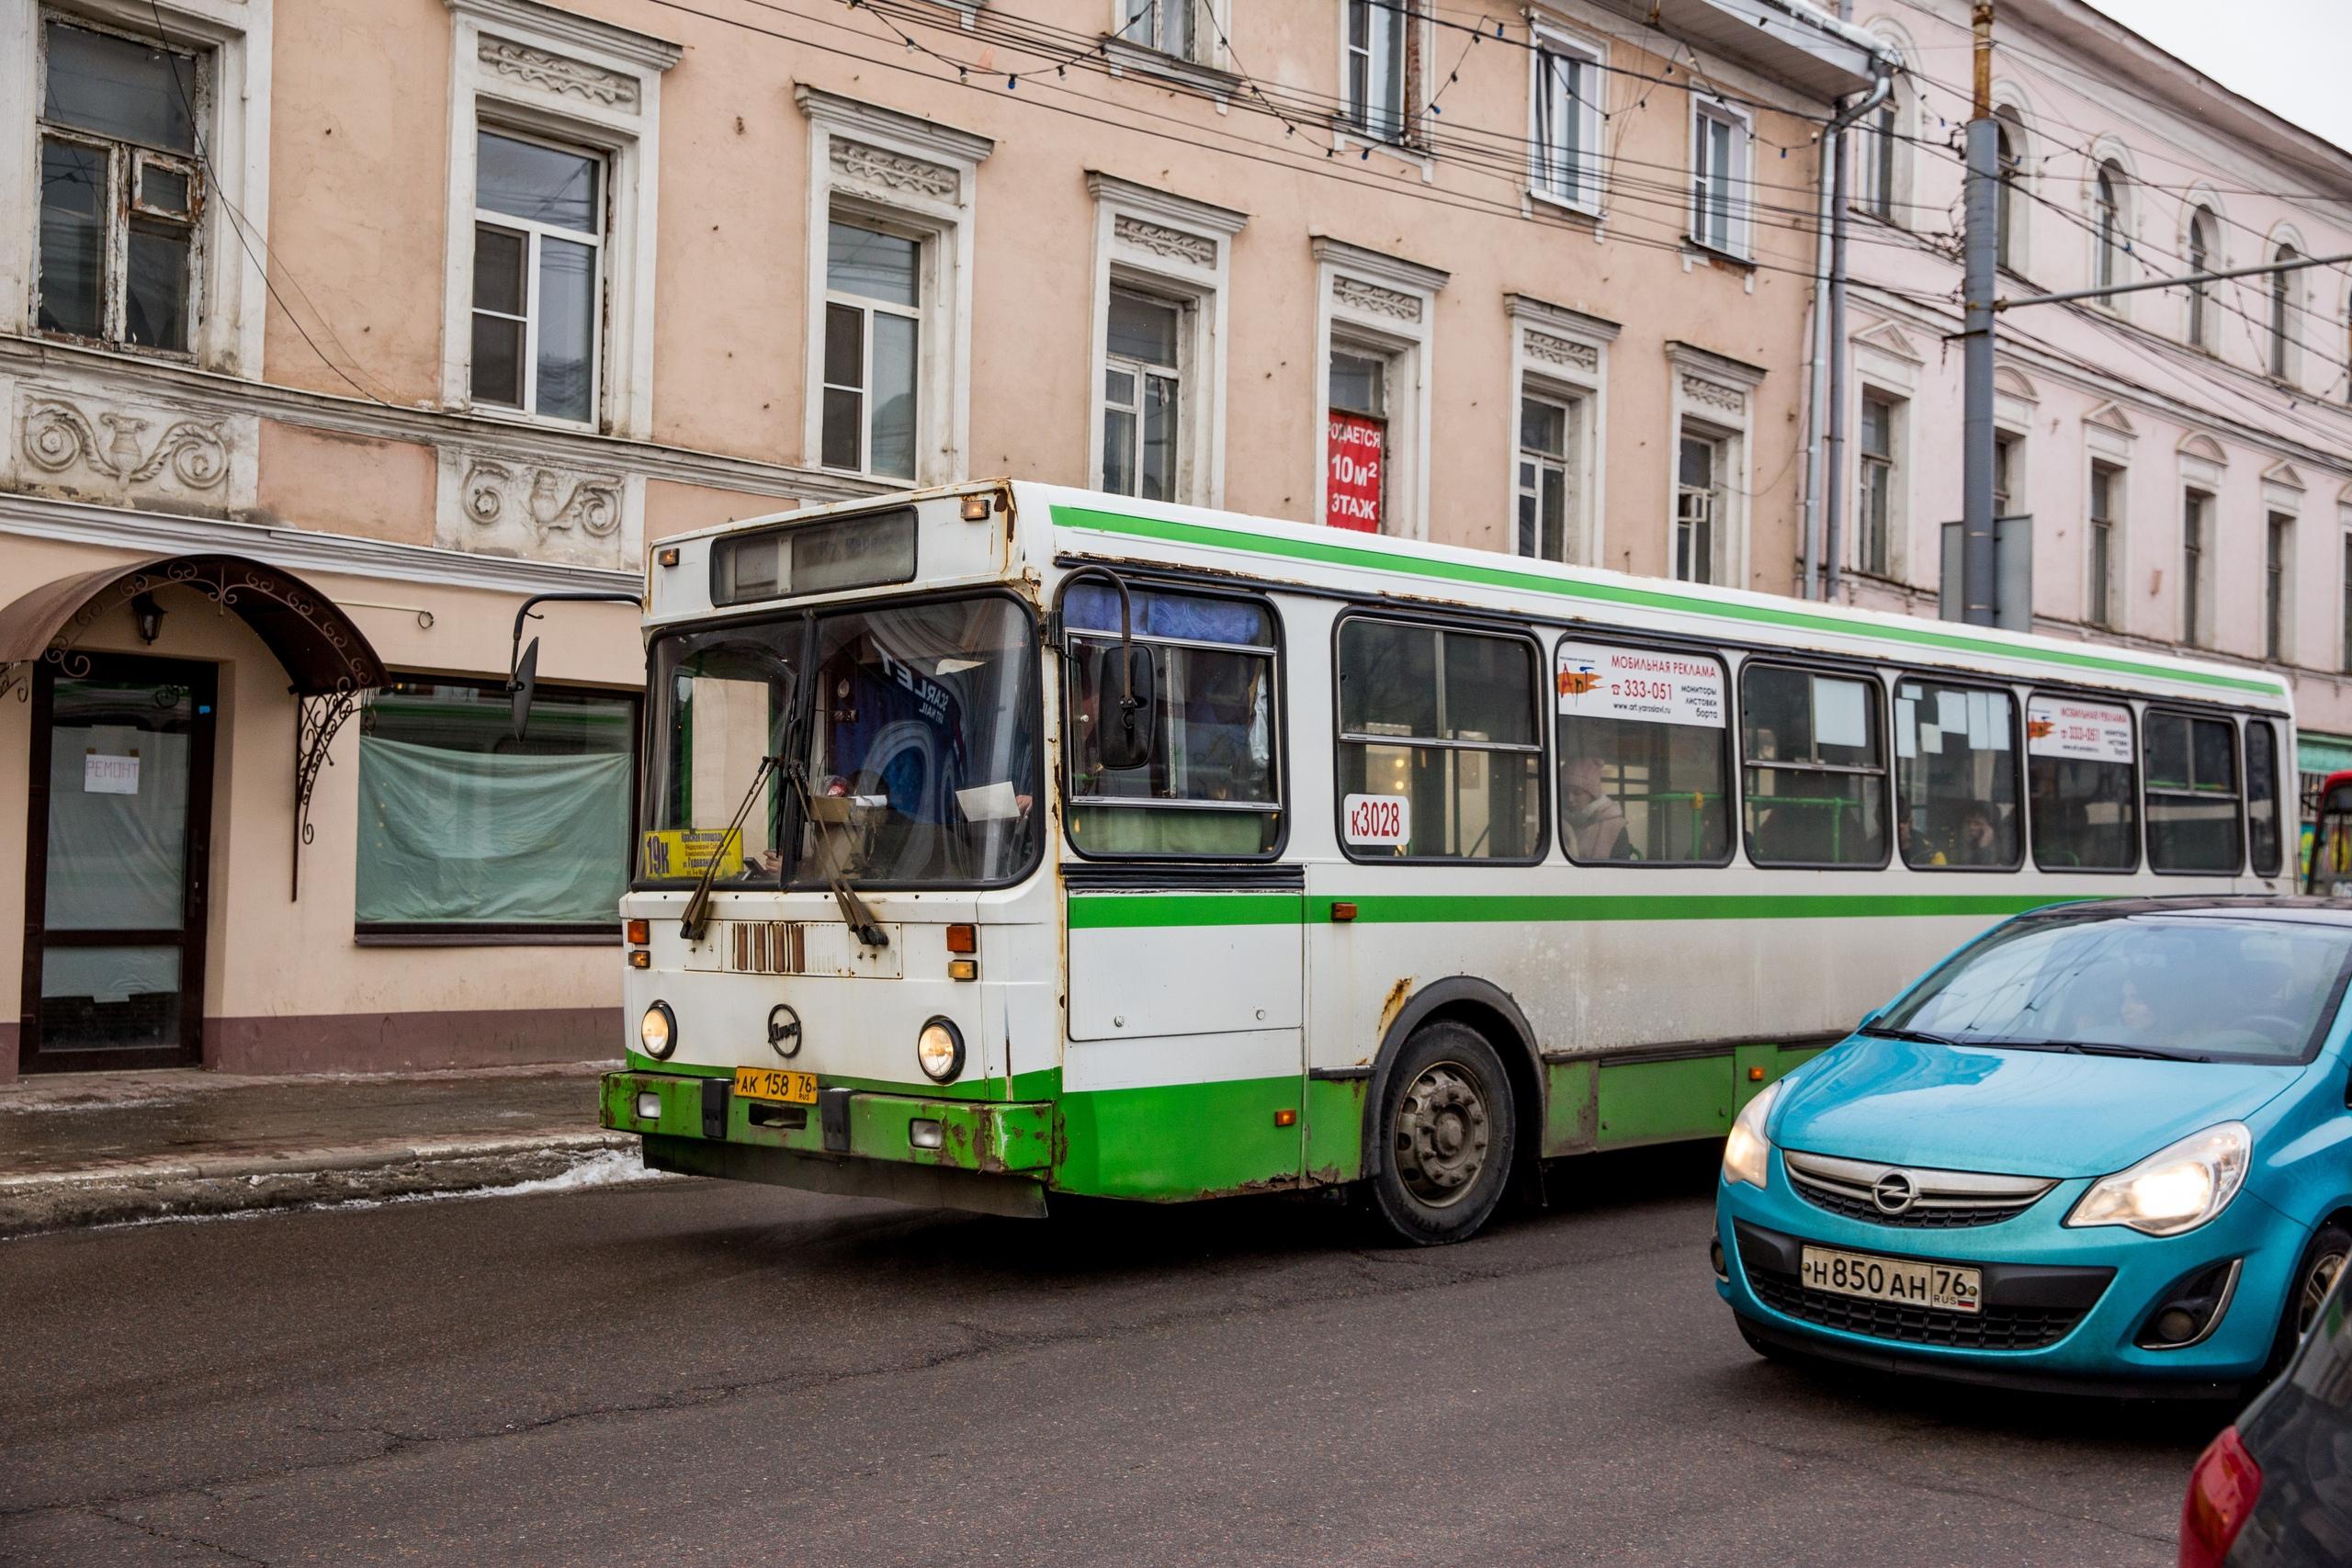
[20,398,229,490]
[460,459,621,540]
[1332,276,1421,322]
[1525,332,1599,374]
[477,37,639,109]
[1114,215,1215,267]
[831,139,958,200]
[1680,375,1746,415]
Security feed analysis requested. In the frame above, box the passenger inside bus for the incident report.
[1561,757,1634,861]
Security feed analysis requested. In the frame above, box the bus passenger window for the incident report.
[1337,619,1544,861]
[1893,681,2019,870]
[2144,710,2243,874]
[1064,585,1281,857]
[2025,696,2138,871]
[2246,718,2283,878]
[1554,641,1731,865]
[1741,665,1886,868]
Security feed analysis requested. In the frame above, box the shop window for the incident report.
[1741,665,1886,867]
[357,681,636,931]
[2143,709,2242,874]
[1337,619,1543,862]
[1555,640,1731,865]
[1894,680,2018,870]
[2026,695,2138,872]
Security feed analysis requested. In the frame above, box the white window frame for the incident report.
[1665,341,1761,586]
[469,125,605,427]
[1,0,272,374]
[1689,100,1751,259]
[1991,96,2030,278]
[1856,389,1901,581]
[2086,457,2123,631]
[2092,161,2127,301]
[820,213,929,481]
[440,0,675,439]
[1084,174,1243,508]
[2182,196,2222,352]
[797,87,992,488]
[1110,0,1229,69]
[1527,21,1603,216]
[2267,231,2307,386]
[1100,289,1184,499]
[1313,238,1445,539]
[1337,0,1426,157]
[2263,463,2306,665]
[1506,294,1613,567]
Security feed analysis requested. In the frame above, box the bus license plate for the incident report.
[1800,1246,1981,1314]
[733,1067,818,1106]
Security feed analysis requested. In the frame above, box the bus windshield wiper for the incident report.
[679,752,780,944]
[783,761,891,949]
[1854,1024,1961,1046]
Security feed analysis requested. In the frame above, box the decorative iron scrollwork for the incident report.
[292,686,364,900]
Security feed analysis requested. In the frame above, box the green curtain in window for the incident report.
[356,737,629,924]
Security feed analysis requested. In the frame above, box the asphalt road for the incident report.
[0,1146,2216,1567]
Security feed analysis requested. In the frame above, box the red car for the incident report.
[2182,1266,2352,1564]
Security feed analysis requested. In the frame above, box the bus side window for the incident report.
[1336,617,1544,862]
[2024,694,2137,872]
[1892,680,2020,871]
[2246,717,2282,878]
[2144,709,2243,874]
[1554,639,1731,865]
[1740,664,1887,868]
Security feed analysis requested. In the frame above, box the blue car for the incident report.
[1714,897,2352,1397]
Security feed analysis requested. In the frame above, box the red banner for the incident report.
[1326,412,1385,533]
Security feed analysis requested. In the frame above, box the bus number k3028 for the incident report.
[1342,793,1411,848]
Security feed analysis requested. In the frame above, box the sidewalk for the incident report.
[0,1060,645,1237]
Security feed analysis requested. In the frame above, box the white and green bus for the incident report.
[595,479,2294,1244]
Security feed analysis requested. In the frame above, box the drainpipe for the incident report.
[1802,56,1893,601]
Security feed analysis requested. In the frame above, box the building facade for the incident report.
[0,0,1887,1077]
[1828,0,2352,803]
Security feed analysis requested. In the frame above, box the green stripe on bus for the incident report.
[1050,504,2287,696]
[1069,890,2074,927]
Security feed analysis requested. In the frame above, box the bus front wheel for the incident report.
[1368,1021,1518,1247]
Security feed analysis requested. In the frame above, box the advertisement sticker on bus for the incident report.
[2025,697,2133,763]
[1555,642,1725,728]
[1342,793,1411,847]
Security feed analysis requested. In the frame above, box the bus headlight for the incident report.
[916,1018,965,1083]
[639,1001,677,1061]
[1722,1079,1782,1190]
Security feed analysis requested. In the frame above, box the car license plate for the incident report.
[732,1067,818,1106]
[1800,1246,1982,1314]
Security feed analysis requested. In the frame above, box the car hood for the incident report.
[1770,1039,2305,1179]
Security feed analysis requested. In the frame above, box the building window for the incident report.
[2183,487,2211,646]
[2187,205,2218,350]
[820,218,922,479]
[356,681,636,931]
[1857,392,1896,578]
[1328,349,1389,533]
[1742,664,1887,868]
[2093,161,2126,296]
[1690,104,1747,255]
[1531,31,1600,211]
[1856,95,1896,221]
[2087,459,2120,629]
[1992,431,2019,516]
[1119,0,1206,63]
[2271,243,2299,379]
[1994,107,2024,274]
[1317,242,1442,539]
[35,18,204,354]
[469,130,604,424]
[1101,288,1183,501]
[1675,430,1723,584]
[1516,394,1577,562]
[1343,0,1414,145]
[1336,618,1545,863]
[2267,511,2294,662]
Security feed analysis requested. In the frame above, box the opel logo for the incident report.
[766,1004,803,1060]
[1871,1170,1918,1216]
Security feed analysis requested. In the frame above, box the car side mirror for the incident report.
[1089,643,1156,773]
[508,636,540,740]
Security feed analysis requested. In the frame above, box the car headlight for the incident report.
[639,1001,677,1061]
[916,1018,965,1083]
[1723,1078,1782,1190]
[2065,1122,2250,1237]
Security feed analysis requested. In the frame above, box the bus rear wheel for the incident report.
[1368,1022,1517,1247]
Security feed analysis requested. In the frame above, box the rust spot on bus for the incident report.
[1378,976,1415,1035]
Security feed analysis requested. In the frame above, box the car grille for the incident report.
[1748,1269,2088,1351]
[1783,1149,2056,1230]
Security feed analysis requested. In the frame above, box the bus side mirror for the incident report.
[508,637,540,740]
[1086,643,1156,772]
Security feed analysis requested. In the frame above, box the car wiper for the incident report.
[678,752,780,944]
[1998,1039,2209,1063]
[782,761,890,950]
[1854,1024,1962,1046]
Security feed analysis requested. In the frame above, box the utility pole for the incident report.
[1958,1,1998,627]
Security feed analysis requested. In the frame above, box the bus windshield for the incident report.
[640,595,1041,888]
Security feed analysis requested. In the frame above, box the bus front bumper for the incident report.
[601,1069,1055,1219]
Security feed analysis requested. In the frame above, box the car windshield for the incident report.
[1878,913,2352,1064]
[640,595,1041,888]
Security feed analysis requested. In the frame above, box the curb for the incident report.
[0,1130,643,1238]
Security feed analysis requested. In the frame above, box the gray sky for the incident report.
[2083,0,2352,153]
